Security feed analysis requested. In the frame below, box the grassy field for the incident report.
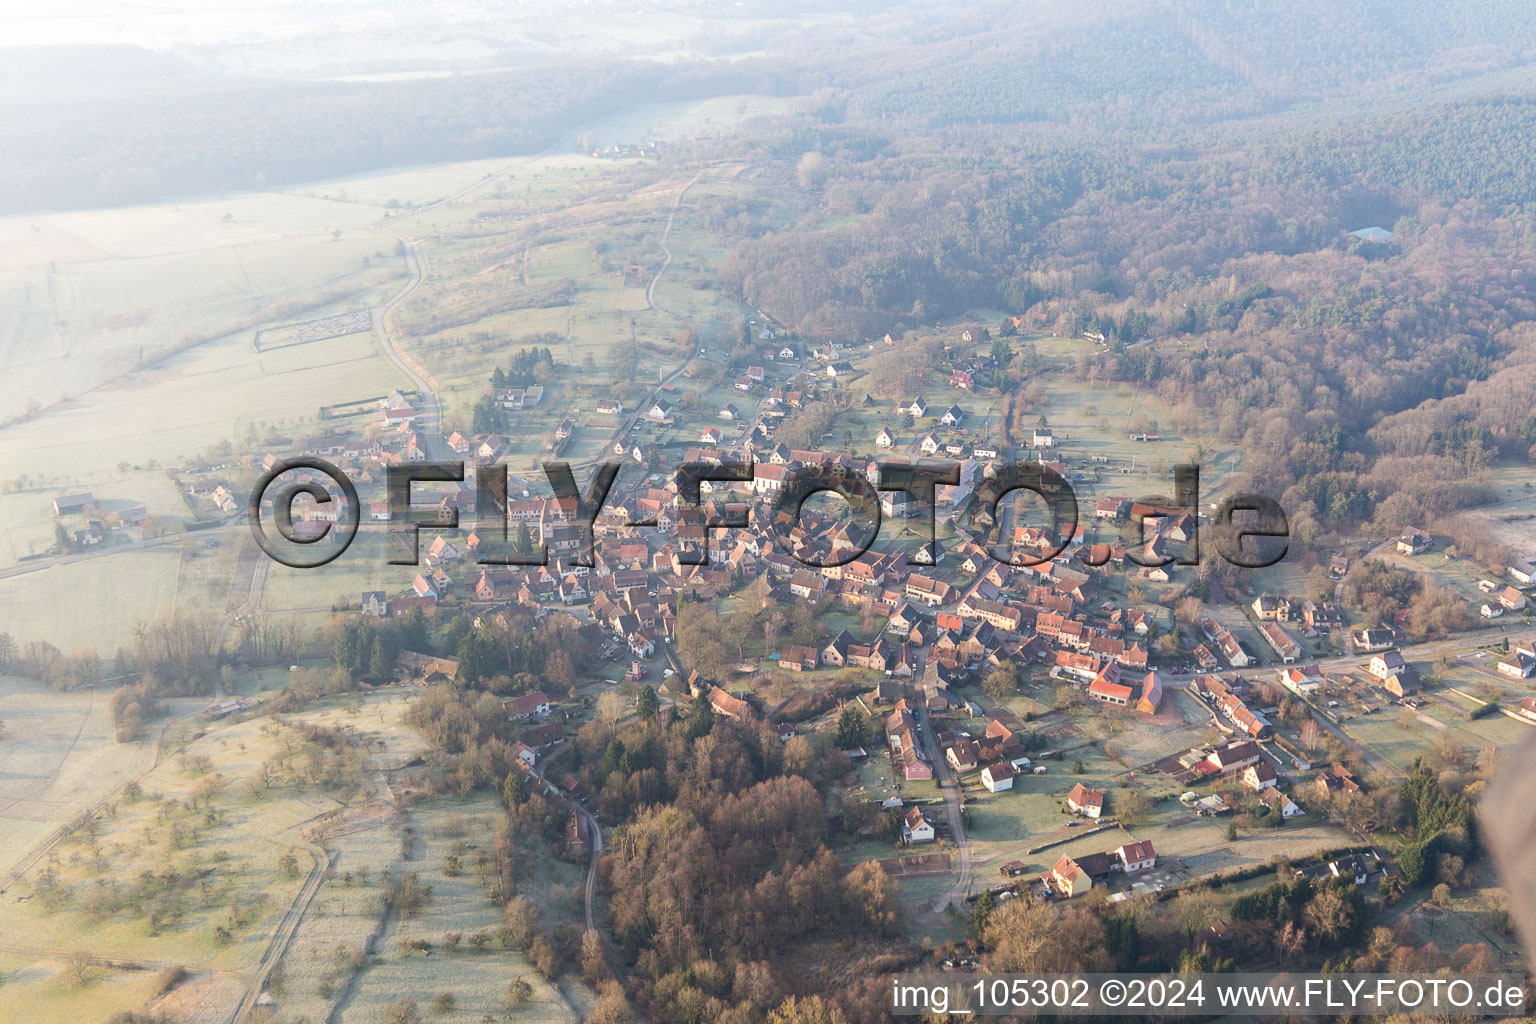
[0,675,150,878]
[0,546,183,652]
[337,796,578,1024]
[0,951,163,1024]
[0,690,436,1022]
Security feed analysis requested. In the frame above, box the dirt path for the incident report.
[229,829,330,1023]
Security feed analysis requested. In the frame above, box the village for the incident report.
[65,314,1517,932]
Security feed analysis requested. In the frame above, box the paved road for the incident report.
[370,225,450,463]
[916,693,972,912]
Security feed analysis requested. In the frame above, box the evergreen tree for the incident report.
[636,685,658,721]
[834,706,868,749]
[501,771,529,808]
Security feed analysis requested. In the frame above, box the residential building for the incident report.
[1066,782,1104,818]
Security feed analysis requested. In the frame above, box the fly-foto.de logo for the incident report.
[248,456,1289,571]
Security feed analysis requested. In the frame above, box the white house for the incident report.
[940,404,965,426]
[1368,650,1407,680]
[980,762,1014,793]
[1509,561,1536,585]
[1260,788,1302,818]
[1116,839,1156,873]
[876,426,896,447]
[1498,646,1536,679]
[902,806,936,844]
[907,397,929,418]
[1032,427,1055,449]
[504,691,552,720]
[646,399,675,422]
[1241,760,1278,791]
[1066,782,1104,819]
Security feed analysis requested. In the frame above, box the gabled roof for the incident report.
[1067,782,1104,809]
[1118,839,1155,863]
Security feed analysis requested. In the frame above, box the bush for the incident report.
[385,998,421,1024]
[152,965,188,996]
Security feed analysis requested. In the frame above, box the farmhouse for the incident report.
[947,739,980,773]
[1251,593,1287,620]
[1316,764,1360,797]
[395,650,459,684]
[1207,740,1262,773]
[1497,645,1536,679]
[504,691,552,720]
[1095,497,1128,520]
[1351,626,1396,653]
[1367,650,1407,680]
[1241,760,1278,791]
[1260,788,1303,818]
[708,686,753,720]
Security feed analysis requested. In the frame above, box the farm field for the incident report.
[0,546,183,652]
[0,220,400,430]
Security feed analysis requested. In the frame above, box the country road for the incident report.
[370,224,450,463]
[366,136,574,465]
[594,174,704,469]
[917,688,972,912]
[231,831,330,1024]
